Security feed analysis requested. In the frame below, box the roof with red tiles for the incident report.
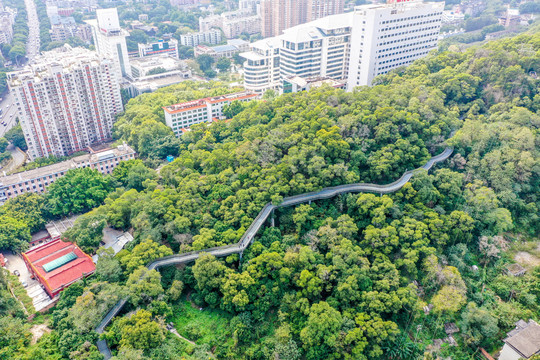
[23,239,95,294]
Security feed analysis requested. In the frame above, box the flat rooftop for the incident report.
[163,91,258,114]
[0,144,135,187]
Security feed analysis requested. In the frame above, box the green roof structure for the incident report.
[42,252,77,272]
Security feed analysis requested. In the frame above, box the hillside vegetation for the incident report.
[0,32,538,360]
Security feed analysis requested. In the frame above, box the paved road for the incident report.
[2,144,26,173]
[0,94,18,138]
[95,147,454,359]
[0,0,40,137]
[24,0,41,63]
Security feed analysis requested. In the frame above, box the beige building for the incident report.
[8,45,123,160]
[499,320,540,360]
[261,0,344,37]
[0,144,136,204]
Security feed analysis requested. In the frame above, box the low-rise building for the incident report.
[194,39,249,59]
[163,91,259,136]
[22,239,95,298]
[180,29,223,47]
[281,76,346,93]
[130,55,188,78]
[138,39,179,58]
[0,144,136,204]
[499,320,540,360]
[128,70,192,97]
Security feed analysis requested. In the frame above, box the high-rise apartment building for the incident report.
[7,46,123,160]
[308,0,345,21]
[242,0,443,92]
[261,0,343,37]
[86,8,132,78]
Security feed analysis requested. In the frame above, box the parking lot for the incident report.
[3,251,56,312]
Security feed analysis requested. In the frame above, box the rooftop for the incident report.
[131,56,187,72]
[504,320,540,358]
[23,239,95,294]
[163,91,258,114]
[7,45,112,87]
[0,144,135,187]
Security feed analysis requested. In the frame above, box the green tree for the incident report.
[46,168,114,217]
[300,302,343,360]
[196,54,214,72]
[116,309,166,351]
[0,216,31,252]
[118,239,173,273]
[95,248,123,283]
[216,57,231,72]
[126,267,164,305]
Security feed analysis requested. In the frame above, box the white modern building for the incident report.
[163,92,259,136]
[241,0,443,93]
[138,39,179,58]
[180,29,223,47]
[0,6,17,45]
[86,8,132,78]
[7,45,123,160]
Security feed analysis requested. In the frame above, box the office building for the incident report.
[347,1,443,89]
[86,8,132,78]
[138,39,179,58]
[7,46,123,160]
[0,144,136,203]
[163,92,259,136]
[242,0,443,93]
[260,0,344,37]
[180,29,222,47]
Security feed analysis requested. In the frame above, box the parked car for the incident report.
[21,280,28,288]
[13,270,20,276]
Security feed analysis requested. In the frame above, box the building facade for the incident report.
[0,6,17,45]
[261,0,344,37]
[86,8,132,78]
[199,10,261,39]
[0,144,136,203]
[180,29,222,47]
[163,92,259,136]
[7,46,124,160]
[242,0,443,93]
[138,39,179,58]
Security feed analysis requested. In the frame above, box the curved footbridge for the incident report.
[96,146,454,358]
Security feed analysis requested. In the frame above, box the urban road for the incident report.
[0,0,41,138]
[95,146,454,359]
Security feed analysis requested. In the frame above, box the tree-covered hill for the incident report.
[0,32,538,360]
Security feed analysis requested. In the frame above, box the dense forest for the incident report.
[0,31,539,360]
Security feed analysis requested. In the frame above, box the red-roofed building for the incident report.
[22,239,96,298]
[163,91,260,137]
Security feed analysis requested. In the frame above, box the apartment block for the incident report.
[163,92,259,136]
[199,10,261,39]
[86,8,132,78]
[0,6,17,45]
[180,29,222,47]
[7,45,123,160]
[261,0,343,37]
[242,0,443,93]
[0,144,136,204]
